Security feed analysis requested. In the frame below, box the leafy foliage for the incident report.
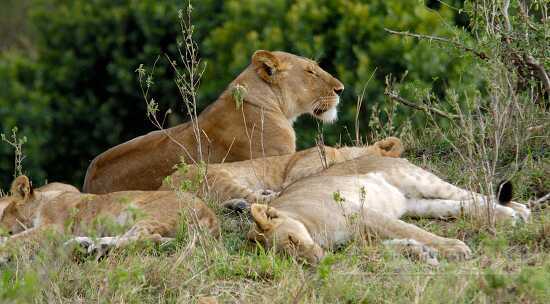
[0,0,480,188]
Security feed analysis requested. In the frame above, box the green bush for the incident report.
[0,52,52,185]
[0,0,478,188]
[1,0,184,187]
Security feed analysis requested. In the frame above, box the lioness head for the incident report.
[247,204,324,264]
[250,50,344,123]
[0,176,34,236]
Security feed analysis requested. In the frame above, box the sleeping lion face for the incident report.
[0,176,34,236]
[251,50,344,123]
[248,204,324,264]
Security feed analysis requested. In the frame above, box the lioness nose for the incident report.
[334,86,344,96]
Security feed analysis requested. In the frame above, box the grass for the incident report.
[1,147,548,303]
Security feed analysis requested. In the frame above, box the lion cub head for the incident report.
[247,204,324,264]
[0,176,35,236]
[250,50,344,123]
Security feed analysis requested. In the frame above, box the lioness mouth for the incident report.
[313,108,327,116]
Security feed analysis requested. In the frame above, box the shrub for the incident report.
[0,0,476,188]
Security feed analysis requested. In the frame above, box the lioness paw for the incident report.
[506,201,530,222]
[494,205,525,224]
[383,239,439,266]
[436,239,472,261]
[222,198,250,213]
[66,236,114,260]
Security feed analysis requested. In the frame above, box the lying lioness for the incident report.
[0,176,219,256]
[160,137,403,205]
[246,156,530,264]
[84,50,345,194]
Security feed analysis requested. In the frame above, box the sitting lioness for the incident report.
[0,176,219,256]
[246,155,531,264]
[160,137,404,205]
[84,50,345,194]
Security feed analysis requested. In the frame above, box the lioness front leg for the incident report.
[361,210,471,261]
[112,220,175,248]
[66,221,175,258]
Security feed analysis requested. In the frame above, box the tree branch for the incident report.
[384,28,489,60]
[530,192,550,208]
[384,90,458,120]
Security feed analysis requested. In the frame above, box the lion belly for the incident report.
[279,174,408,248]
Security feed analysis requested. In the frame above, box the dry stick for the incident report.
[524,55,550,93]
[383,28,489,60]
[384,90,458,119]
[530,192,550,208]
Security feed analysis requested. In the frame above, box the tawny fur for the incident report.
[83,50,344,194]
[35,182,80,193]
[247,156,530,264]
[0,176,219,252]
[160,137,404,204]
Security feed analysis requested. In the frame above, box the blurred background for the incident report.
[0,0,518,189]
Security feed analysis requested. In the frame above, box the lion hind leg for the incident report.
[405,198,523,223]
[386,166,480,201]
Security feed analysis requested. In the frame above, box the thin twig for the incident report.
[384,90,458,119]
[384,28,489,60]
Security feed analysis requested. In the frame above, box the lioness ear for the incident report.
[252,50,281,83]
[250,204,278,231]
[10,175,33,200]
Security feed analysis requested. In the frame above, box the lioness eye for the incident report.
[307,70,317,76]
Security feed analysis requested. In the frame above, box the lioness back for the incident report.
[161,138,404,204]
[0,176,220,239]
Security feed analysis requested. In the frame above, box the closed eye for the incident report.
[306,70,317,76]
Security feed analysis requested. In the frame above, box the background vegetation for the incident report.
[0,0,480,188]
